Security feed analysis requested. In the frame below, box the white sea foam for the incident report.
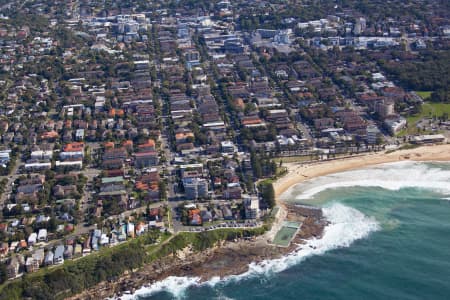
[122,203,379,299]
[227,203,379,278]
[119,162,448,299]
[118,276,202,300]
[281,161,450,200]
[213,295,236,300]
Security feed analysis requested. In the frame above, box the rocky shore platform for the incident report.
[68,205,327,300]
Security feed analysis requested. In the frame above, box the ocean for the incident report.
[127,161,450,300]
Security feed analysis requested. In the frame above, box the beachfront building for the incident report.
[366,125,380,144]
[410,134,446,144]
[244,196,260,219]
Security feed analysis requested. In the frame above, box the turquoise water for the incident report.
[133,162,450,300]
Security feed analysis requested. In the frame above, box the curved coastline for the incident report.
[70,144,450,299]
[272,144,450,200]
[124,145,450,299]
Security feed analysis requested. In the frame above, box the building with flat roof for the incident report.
[134,151,159,168]
[24,162,51,170]
[54,245,64,264]
[55,160,82,170]
[37,229,47,242]
[183,177,209,200]
[244,196,260,219]
[30,150,53,161]
[366,125,380,144]
[101,176,124,185]
[411,134,446,144]
[44,251,54,265]
[221,140,236,153]
[28,232,37,245]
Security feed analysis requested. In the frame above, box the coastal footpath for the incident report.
[67,204,326,299]
[2,144,449,300]
[72,144,450,299]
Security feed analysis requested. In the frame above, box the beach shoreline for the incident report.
[71,144,450,299]
[273,144,450,198]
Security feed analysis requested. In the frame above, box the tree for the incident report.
[159,181,167,201]
[250,151,262,178]
[245,176,254,193]
[259,181,276,209]
[431,89,449,103]
[0,263,7,284]
[47,217,57,232]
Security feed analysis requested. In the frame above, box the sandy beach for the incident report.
[69,144,450,299]
[273,144,450,198]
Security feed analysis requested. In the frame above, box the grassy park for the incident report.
[398,102,450,136]
[415,91,432,100]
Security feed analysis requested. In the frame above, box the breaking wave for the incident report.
[121,203,379,299]
[282,161,450,201]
